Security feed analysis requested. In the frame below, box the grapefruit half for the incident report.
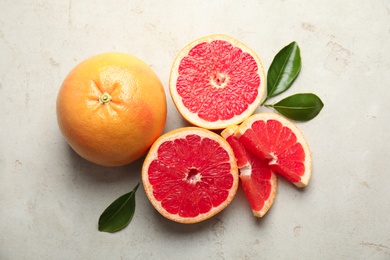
[169,34,266,130]
[142,127,239,224]
[221,125,277,217]
[236,113,312,188]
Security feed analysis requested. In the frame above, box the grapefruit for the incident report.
[169,34,266,130]
[57,52,167,167]
[221,126,277,217]
[236,113,312,188]
[142,127,239,224]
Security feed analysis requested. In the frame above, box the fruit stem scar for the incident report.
[100,92,112,104]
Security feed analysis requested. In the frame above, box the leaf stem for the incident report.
[260,97,269,106]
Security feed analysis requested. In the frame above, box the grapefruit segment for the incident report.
[221,125,248,168]
[236,113,312,188]
[235,127,273,161]
[240,150,277,217]
[221,126,277,218]
[142,127,239,224]
[170,34,266,129]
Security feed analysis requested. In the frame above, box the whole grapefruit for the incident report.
[57,52,167,167]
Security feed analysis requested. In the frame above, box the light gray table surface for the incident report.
[1,1,389,259]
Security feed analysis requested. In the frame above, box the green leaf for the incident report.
[266,93,324,121]
[98,183,140,233]
[263,42,301,104]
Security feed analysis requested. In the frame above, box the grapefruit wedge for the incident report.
[142,127,239,224]
[236,113,312,188]
[221,126,277,217]
[169,34,266,130]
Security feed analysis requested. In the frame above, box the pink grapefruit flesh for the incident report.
[169,34,266,129]
[236,113,312,188]
[142,127,239,224]
[221,125,277,217]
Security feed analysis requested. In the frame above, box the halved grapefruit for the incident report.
[142,127,239,224]
[169,34,266,130]
[221,126,277,217]
[236,113,312,188]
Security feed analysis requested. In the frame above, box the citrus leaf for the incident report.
[265,42,301,101]
[98,183,140,233]
[266,93,324,121]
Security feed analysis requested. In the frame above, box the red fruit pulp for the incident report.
[176,40,261,122]
[240,150,274,212]
[221,128,276,216]
[239,119,306,183]
[147,134,235,218]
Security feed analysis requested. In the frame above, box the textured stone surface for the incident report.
[1,0,389,259]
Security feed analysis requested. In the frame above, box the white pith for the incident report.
[184,169,202,184]
[239,164,252,176]
[268,152,278,165]
[210,72,229,89]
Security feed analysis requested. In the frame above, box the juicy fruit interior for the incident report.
[223,131,276,217]
[240,149,274,213]
[147,134,235,218]
[239,119,306,183]
[177,40,261,122]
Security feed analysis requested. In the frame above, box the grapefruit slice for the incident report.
[142,127,239,224]
[236,113,312,188]
[221,126,277,217]
[169,34,266,130]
